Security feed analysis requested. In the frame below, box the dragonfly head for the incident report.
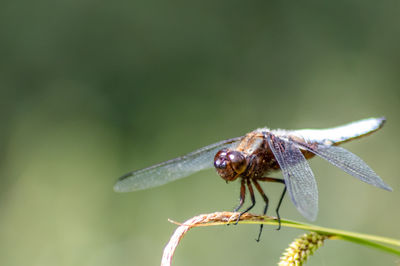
[214,149,247,182]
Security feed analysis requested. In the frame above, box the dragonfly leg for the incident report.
[275,186,287,230]
[235,178,256,224]
[256,177,286,230]
[252,179,269,242]
[233,178,246,212]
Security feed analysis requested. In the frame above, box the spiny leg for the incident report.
[256,176,285,184]
[252,179,269,242]
[235,178,256,224]
[275,186,287,230]
[256,177,285,230]
[233,178,246,212]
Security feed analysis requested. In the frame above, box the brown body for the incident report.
[214,130,315,182]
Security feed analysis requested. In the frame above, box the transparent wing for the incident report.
[114,137,242,192]
[292,141,392,191]
[267,134,318,221]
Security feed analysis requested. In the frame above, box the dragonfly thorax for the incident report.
[214,149,247,182]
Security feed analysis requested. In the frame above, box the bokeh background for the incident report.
[1,0,399,265]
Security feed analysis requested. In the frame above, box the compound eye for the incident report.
[214,158,227,169]
[227,151,246,174]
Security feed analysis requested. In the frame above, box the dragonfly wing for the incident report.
[293,142,392,191]
[114,137,242,192]
[267,134,318,221]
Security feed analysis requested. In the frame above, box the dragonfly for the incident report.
[115,117,392,239]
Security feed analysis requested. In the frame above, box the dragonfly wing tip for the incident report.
[113,182,123,192]
[383,184,393,192]
[113,181,130,192]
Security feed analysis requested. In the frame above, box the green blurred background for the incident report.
[1,0,399,265]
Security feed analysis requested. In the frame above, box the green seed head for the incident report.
[278,232,328,266]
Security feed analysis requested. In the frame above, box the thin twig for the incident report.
[161,212,275,266]
[161,211,400,266]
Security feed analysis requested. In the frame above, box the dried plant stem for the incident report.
[161,212,248,266]
[161,211,400,266]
